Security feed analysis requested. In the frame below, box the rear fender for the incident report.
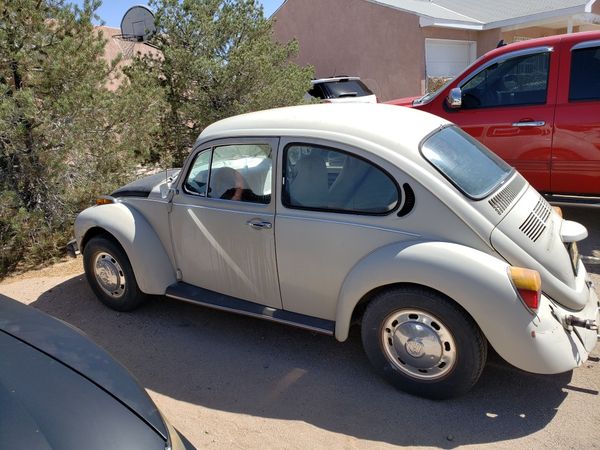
[335,241,569,373]
[75,203,176,295]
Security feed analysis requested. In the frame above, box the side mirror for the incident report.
[160,183,176,201]
[446,87,462,109]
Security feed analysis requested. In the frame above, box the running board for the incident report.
[165,282,335,335]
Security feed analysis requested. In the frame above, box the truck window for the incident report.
[570,46,600,101]
[421,126,513,199]
[460,52,550,109]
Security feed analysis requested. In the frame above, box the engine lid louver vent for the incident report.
[489,182,520,215]
[519,197,551,242]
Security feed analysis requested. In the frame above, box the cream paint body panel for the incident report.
[274,136,491,320]
[334,241,597,374]
[124,197,177,270]
[275,213,418,319]
[170,137,282,309]
[74,203,176,295]
[169,201,281,308]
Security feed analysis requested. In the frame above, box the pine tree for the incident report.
[136,0,314,164]
[0,0,162,275]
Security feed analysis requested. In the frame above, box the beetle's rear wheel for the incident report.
[83,236,147,311]
[361,286,487,399]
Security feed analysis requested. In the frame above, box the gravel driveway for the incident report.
[1,205,599,449]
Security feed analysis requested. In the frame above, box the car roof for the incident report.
[476,30,600,63]
[199,103,449,160]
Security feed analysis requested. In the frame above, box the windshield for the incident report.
[421,126,513,199]
[414,78,454,105]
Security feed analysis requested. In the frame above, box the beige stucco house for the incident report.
[272,0,600,101]
[96,26,158,91]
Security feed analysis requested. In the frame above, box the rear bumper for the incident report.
[516,284,599,375]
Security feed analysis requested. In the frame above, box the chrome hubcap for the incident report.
[93,252,126,298]
[381,309,457,380]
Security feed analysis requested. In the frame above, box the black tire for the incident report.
[361,286,487,400]
[83,235,148,312]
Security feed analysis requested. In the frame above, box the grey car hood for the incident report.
[0,296,167,441]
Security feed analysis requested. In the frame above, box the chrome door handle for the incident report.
[247,220,272,230]
[512,121,545,127]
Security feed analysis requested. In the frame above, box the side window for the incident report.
[570,46,600,101]
[184,149,211,196]
[308,84,325,99]
[283,144,399,214]
[460,52,550,109]
[208,144,272,204]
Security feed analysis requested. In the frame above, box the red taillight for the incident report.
[516,288,540,310]
[508,267,542,311]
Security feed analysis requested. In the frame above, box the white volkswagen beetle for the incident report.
[73,103,599,399]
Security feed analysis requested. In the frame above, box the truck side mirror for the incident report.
[446,87,462,109]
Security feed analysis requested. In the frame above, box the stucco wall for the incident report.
[273,0,424,101]
[97,26,158,91]
[273,0,502,100]
[501,26,566,43]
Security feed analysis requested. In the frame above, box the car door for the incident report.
[448,46,558,193]
[274,138,416,320]
[552,39,600,195]
[169,138,282,309]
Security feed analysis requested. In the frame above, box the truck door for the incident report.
[447,46,558,193]
[552,39,600,195]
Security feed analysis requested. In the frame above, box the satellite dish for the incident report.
[120,5,156,42]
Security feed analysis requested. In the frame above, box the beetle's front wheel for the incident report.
[83,236,148,311]
[361,286,487,399]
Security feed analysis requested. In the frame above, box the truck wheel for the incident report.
[361,286,487,399]
[83,236,148,312]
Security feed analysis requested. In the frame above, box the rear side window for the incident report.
[323,80,373,98]
[460,52,550,108]
[421,126,513,199]
[308,84,326,99]
[283,144,399,214]
[570,46,600,101]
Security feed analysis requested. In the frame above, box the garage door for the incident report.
[425,39,477,78]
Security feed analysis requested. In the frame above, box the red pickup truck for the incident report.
[388,31,600,199]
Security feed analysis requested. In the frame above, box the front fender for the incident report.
[335,241,584,374]
[75,203,176,295]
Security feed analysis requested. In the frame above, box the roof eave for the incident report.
[419,16,483,30]
[421,4,593,31]
[487,5,593,30]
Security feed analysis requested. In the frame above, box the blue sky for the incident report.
[72,0,285,27]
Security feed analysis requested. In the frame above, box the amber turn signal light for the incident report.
[96,197,115,205]
[508,267,542,311]
[553,206,563,218]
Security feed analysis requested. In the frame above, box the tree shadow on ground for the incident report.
[25,274,590,448]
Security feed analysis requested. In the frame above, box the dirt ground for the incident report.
[1,205,599,449]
